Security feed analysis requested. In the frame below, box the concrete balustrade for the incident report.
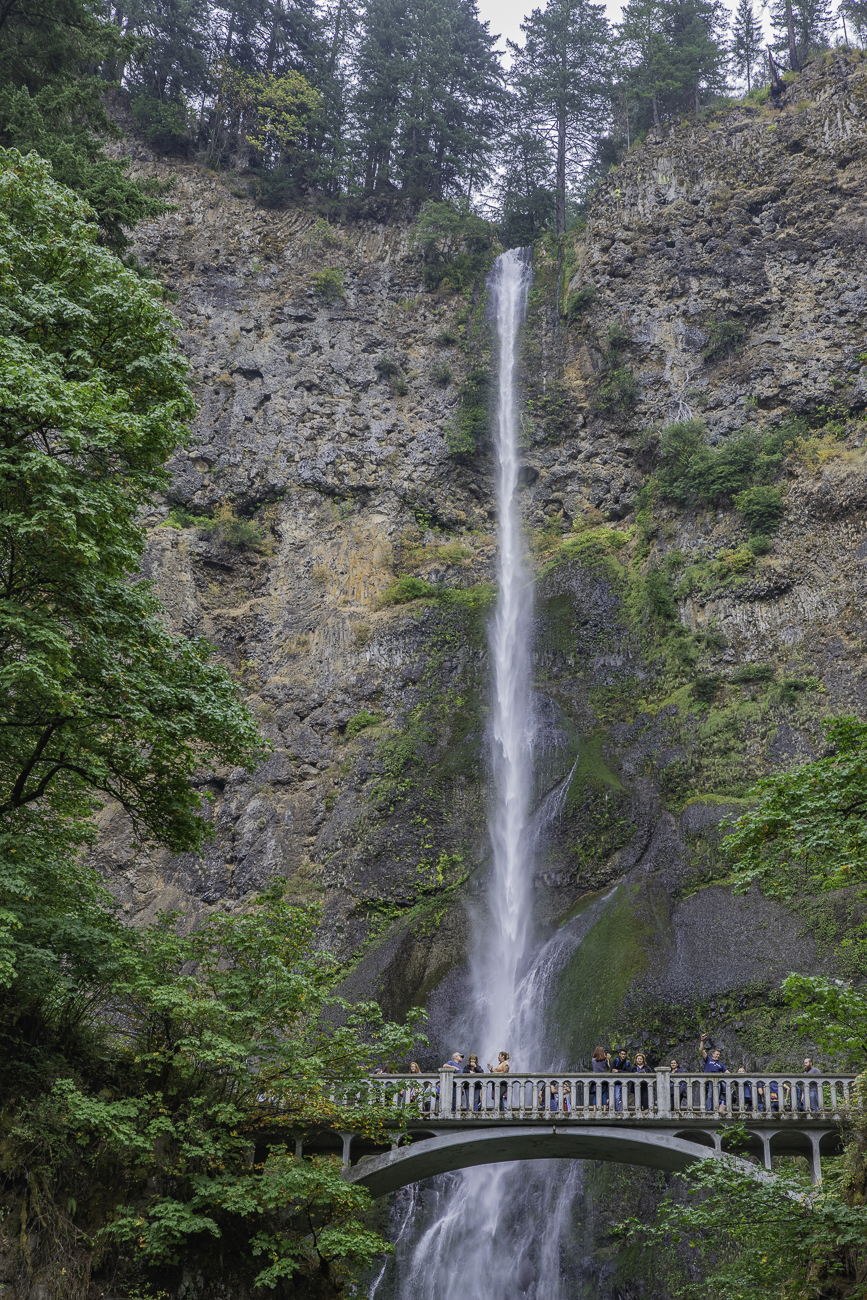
[360,1070,861,1123]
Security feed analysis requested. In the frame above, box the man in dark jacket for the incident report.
[612,1048,633,1112]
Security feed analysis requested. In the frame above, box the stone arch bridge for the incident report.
[291,1070,862,1197]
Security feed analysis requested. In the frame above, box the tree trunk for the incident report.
[652,92,660,128]
[785,0,800,70]
[767,45,782,98]
[556,107,566,235]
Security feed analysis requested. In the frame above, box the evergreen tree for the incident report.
[767,0,835,63]
[730,0,765,91]
[351,0,411,191]
[0,0,168,248]
[617,0,727,130]
[509,0,611,235]
[840,0,867,46]
[617,0,677,128]
[495,106,556,247]
[351,0,502,200]
[666,0,728,112]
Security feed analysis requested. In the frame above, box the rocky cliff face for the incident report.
[98,50,867,1092]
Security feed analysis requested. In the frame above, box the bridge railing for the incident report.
[355,1071,863,1122]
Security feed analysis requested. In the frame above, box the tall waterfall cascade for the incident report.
[473,246,535,1059]
[373,250,609,1298]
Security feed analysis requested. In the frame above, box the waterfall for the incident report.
[373,249,598,1297]
[472,246,535,1059]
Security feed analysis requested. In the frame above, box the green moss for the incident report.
[565,734,623,808]
[549,885,659,1062]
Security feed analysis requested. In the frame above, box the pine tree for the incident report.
[351,0,502,200]
[351,0,412,191]
[617,0,727,130]
[0,0,168,248]
[840,0,867,45]
[767,0,834,64]
[730,0,765,91]
[509,0,611,235]
[495,102,556,246]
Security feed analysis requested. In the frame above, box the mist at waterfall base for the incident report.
[370,250,607,1299]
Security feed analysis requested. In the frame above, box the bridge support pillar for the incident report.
[294,1136,304,1158]
[339,1132,355,1168]
[759,1135,771,1171]
[807,1133,823,1186]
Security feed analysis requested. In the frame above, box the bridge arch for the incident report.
[346,1126,766,1198]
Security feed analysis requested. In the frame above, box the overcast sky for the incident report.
[474,0,775,63]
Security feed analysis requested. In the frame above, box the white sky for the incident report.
[475,0,775,64]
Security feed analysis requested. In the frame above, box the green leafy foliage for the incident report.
[722,716,867,897]
[734,483,785,534]
[0,150,266,994]
[445,366,492,459]
[783,973,867,1062]
[412,200,498,294]
[649,419,788,533]
[378,576,442,605]
[345,709,381,738]
[3,889,426,1292]
[130,96,194,151]
[701,318,745,361]
[0,0,170,250]
[596,364,638,411]
[564,284,598,321]
[616,1142,867,1300]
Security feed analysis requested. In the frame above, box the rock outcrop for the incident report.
[94,51,867,1082]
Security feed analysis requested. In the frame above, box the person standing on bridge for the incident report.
[466,1053,485,1111]
[487,1051,510,1111]
[670,1058,688,1110]
[590,1046,610,1111]
[634,1052,651,1110]
[442,1052,464,1113]
[700,1033,729,1112]
[612,1048,633,1113]
[797,1057,821,1112]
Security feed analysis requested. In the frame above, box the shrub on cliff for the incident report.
[311,266,345,301]
[722,715,867,897]
[733,483,785,534]
[651,420,787,531]
[445,366,492,458]
[412,200,498,294]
